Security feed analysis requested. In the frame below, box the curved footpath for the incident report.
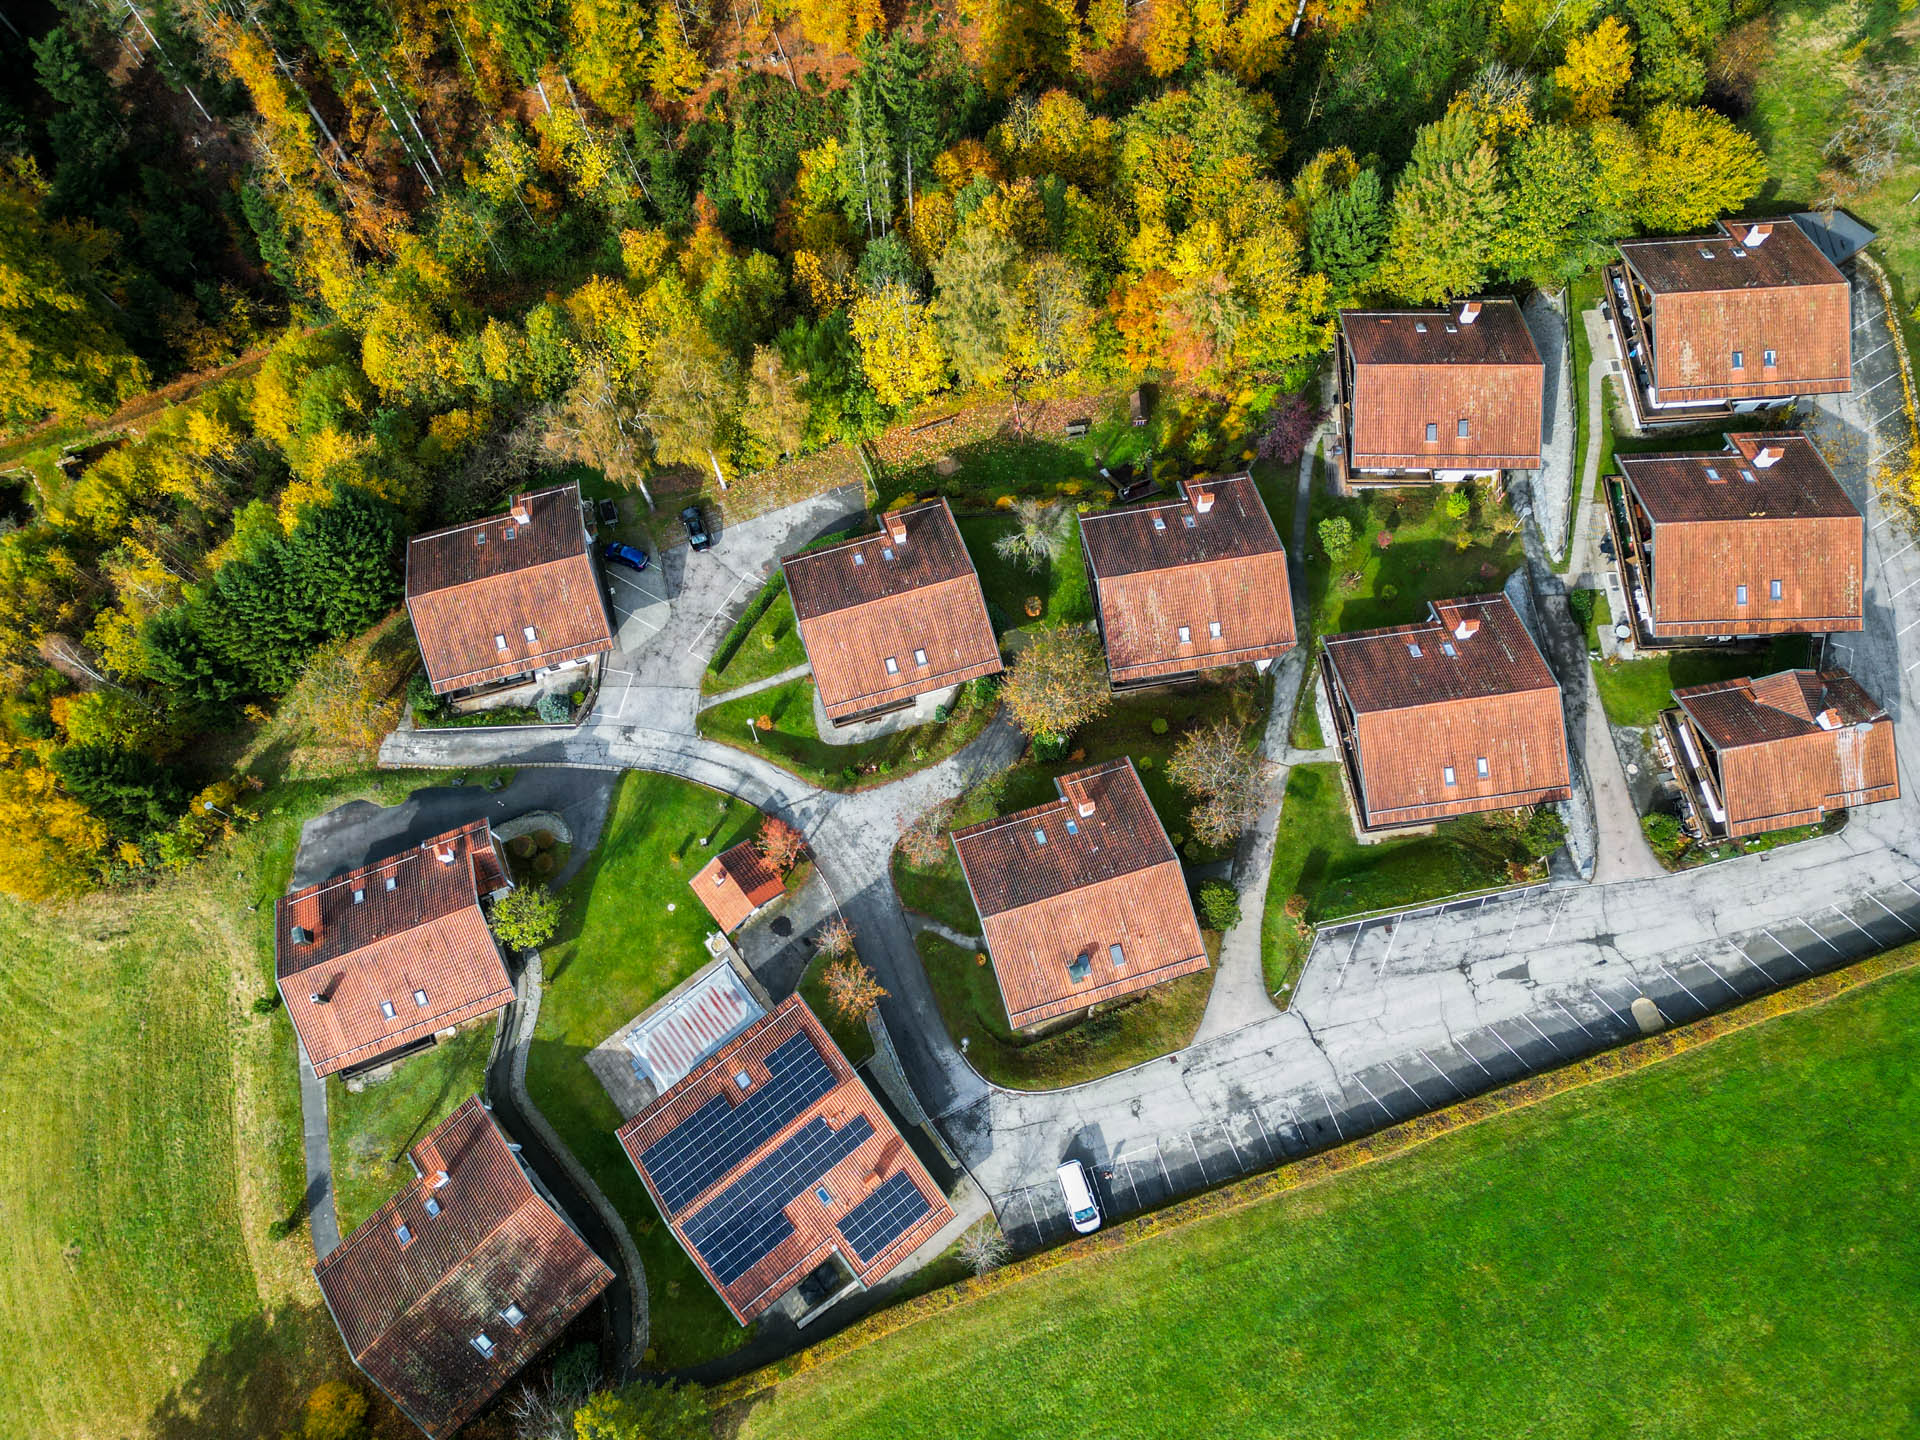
[378,267,1920,1294]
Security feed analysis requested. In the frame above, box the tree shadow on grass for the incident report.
[144,1302,393,1440]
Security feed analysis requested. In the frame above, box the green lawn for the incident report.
[1306,482,1526,638]
[703,574,808,697]
[796,951,877,1067]
[0,767,485,1440]
[880,396,1150,510]
[524,770,766,1369]
[735,959,1920,1440]
[1591,636,1813,730]
[956,512,1093,636]
[1261,764,1549,994]
[326,1027,494,1236]
[697,676,999,790]
[916,932,1216,1090]
[890,838,983,939]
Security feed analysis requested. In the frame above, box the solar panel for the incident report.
[681,1114,876,1284]
[639,1032,835,1212]
[837,1172,932,1264]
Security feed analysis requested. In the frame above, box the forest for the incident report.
[0,0,1896,900]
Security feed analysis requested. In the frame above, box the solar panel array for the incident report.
[681,1114,876,1285]
[836,1171,933,1264]
[638,1032,835,1213]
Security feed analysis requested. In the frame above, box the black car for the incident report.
[1599,533,1615,561]
[681,504,712,551]
[597,498,620,526]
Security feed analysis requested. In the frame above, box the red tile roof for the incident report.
[1673,668,1898,837]
[782,499,1002,723]
[1322,595,1571,829]
[277,820,514,1078]
[616,997,954,1324]
[1619,221,1850,404]
[406,483,615,695]
[1340,300,1544,472]
[949,759,1208,1029]
[1079,475,1297,684]
[689,841,786,933]
[1617,434,1863,639]
[313,1097,613,1439]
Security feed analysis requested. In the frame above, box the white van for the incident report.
[1057,1159,1103,1234]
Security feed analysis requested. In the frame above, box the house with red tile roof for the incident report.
[949,759,1208,1033]
[1335,299,1544,486]
[1604,433,1863,647]
[1321,594,1571,833]
[1606,218,1851,430]
[690,841,786,933]
[406,481,615,698]
[276,820,515,1080]
[1078,474,1296,689]
[782,499,1001,727]
[617,996,954,1326]
[314,1096,613,1439]
[1660,668,1897,841]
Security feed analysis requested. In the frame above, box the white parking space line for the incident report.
[1315,1086,1346,1141]
[1380,916,1403,967]
[1517,1012,1564,1054]
[1726,939,1775,984]
[1780,919,1835,963]
[1656,963,1709,1012]
[1866,893,1918,934]
[1485,1026,1530,1069]
[1382,1058,1430,1104]
[685,572,751,657]
[1550,995,1596,1039]
[1857,370,1902,401]
[1584,989,1633,1029]
[1335,924,1368,986]
[1885,540,1918,564]
[1855,340,1891,366]
[1347,1071,1396,1123]
[1428,1042,1489,1083]
[1893,574,1920,600]
[1830,903,1881,946]
[1898,615,1920,635]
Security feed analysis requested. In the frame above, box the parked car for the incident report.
[1598,533,1615,561]
[602,541,649,573]
[681,504,712,551]
[597,498,620,526]
[1057,1159,1102,1235]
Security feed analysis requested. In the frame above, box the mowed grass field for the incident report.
[734,962,1920,1440]
[0,770,455,1439]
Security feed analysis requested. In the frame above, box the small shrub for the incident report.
[507,834,536,859]
[933,704,950,723]
[1283,892,1308,919]
[570,690,586,705]
[761,630,779,651]
[957,1218,1011,1275]
[1376,530,1392,549]
[1150,716,1169,735]
[1182,839,1205,860]
[1031,731,1069,762]
[532,852,555,875]
[1568,589,1597,628]
[302,1380,369,1440]
[1317,515,1354,558]
[1137,755,1154,770]
[492,883,563,949]
[1024,594,1043,617]
[533,830,557,849]
[267,1216,295,1242]
[994,494,1015,509]
[1197,879,1241,930]
[756,714,773,730]
[1642,811,1687,862]
[1381,583,1398,598]
[1443,489,1471,520]
[252,993,282,1014]
[1453,531,1474,552]
[535,692,569,723]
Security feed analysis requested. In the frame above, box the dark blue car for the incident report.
[602,541,649,573]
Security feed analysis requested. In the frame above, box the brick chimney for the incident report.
[1453,618,1481,641]
[1077,800,1096,818]
[1191,487,1215,514]
[1459,301,1482,325]
[1816,707,1842,731]
[1743,222,1773,247]
[1753,444,1784,468]
[884,511,908,544]
[435,843,457,865]
[509,495,533,526]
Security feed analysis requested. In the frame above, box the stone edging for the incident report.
[711,941,1920,1407]
[506,953,651,1363]
[493,810,574,846]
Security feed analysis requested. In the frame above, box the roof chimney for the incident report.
[1453,618,1480,641]
[1743,222,1773,247]
[429,1169,450,1189]
[309,991,327,1005]
[1753,444,1784,468]
[436,844,457,865]
[290,925,313,946]
[1459,301,1482,325]
[1077,800,1096,818]
[509,495,533,526]
[1191,488,1215,514]
[1817,707,1843,731]
[884,511,908,544]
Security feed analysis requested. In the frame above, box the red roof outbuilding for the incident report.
[689,841,787,933]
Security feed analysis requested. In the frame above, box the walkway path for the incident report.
[1571,307,1615,584]
[296,1042,339,1258]
[695,661,812,712]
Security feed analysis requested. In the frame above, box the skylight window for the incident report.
[1705,467,1720,480]
[882,547,895,561]
[1153,517,1167,531]
[914,648,928,666]
[1770,579,1783,601]
[353,888,365,904]
[380,1000,397,1019]
[1209,620,1222,639]
[1443,766,1457,787]
[385,876,397,892]
[1457,418,1470,439]
[1067,952,1092,982]
[395,1223,414,1246]
[1740,469,1756,483]
[1441,642,1456,657]
[884,655,899,674]
[1183,515,1196,528]
[1033,828,1047,845]
[1109,943,1126,969]
[413,989,429,1007]
[522,625,537,642]
[424,1197,441,1217]
[1408,642,1422,658]
[475,532,487,546]
[1476,756,1490,779]
[853,552,865,565]
[1414,321,1428,334]
[503,525,517,540]
[495,634,508,650]
[501,1303,525,1327]
[815,1187,832,1206]
[472,1334,495,1359]
[1178,625,1191,643]
[1065,819,1079,835]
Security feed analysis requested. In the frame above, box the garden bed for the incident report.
[1590,637,1812,731]
[1641,810,1842,872]
[916,931,1216,1091]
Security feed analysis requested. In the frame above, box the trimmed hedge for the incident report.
[712,940,1920,1406]
[707,572,789,679]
